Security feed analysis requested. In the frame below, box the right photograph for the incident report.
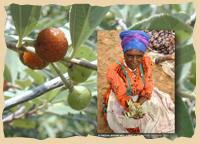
[97,30,175,134]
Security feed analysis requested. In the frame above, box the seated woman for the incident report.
[103,30,175,133]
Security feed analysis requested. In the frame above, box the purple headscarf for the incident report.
[120,30,150,53]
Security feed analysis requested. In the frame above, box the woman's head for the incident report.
[120,30,150,70]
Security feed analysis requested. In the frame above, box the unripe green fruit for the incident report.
[104,12,115,22]
[68,86,92,110]
[68,64,92,83]
[100,12,115,29]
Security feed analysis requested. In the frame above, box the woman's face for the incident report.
[124,49,144,70]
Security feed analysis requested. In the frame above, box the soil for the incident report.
[97,30,175,133]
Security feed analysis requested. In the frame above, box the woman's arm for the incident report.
[107,64,131,111]
[139,56,153,103]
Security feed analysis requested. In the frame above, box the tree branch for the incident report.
[4,42,97,110]
[63,58,97,70]
[4,73,69,110]
[6,42,97,70]
[116,18,128,30]
[3,106,26,123]
[3,102,47,123]
[6,42,35,53]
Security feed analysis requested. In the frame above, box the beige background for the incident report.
[0,0,199,143]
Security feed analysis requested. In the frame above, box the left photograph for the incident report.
[3,4,102,138]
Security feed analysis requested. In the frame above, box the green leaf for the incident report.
[36,5,70,30]
[80,73,97,96]
[9,4,41,42]
[110,5,124,19]
[51,89,69,104]
[74,46,96,61]
[175,95,194,137]
[36,14,66,31]
[3,92,16,98]
[40,87,61,102]
[189,58,196,85]
[11,119,36,129]
[176,43,195,66]
[129,13,193,35]
[48,62,68,78]
[25,69,45,85]
[42,123,56,137]
[59,25,72,45]
[175,30,191,44]
[46,103,79,115]
[176,62,192,88]
[70,4,110,51]
[172,12,190,22]
[24,102,35,112]
[15,79,32,89]
[178,58,196,92]
[5,49,26,83]
[29,97,43,107]
[4,65,12,82]
[55,62,69,74]
[171,4,181,12]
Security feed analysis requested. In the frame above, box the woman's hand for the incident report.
[137,96,147,105]
[133,102,141,108]
[124,100,145,119]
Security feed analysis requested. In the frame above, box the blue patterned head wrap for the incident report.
[120,30,150,53]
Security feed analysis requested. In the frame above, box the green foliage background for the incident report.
[3,3,195,139]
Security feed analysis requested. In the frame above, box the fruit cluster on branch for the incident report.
[20,28,68,69]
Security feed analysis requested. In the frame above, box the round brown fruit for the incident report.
[20,51,48,69]
[35,28,68,62]
[68,86,92,111]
